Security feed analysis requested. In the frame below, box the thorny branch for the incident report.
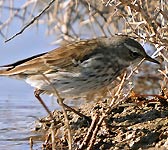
[5,0,55,43]
[0,0,167,149]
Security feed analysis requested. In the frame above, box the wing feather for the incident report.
[0,39,99,76]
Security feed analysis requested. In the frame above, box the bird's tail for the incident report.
[0,67,25,79]
[0,68,12,76]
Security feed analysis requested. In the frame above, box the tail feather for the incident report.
[0,67,28,80]
[0,68,13,76]
[0,52,47,77]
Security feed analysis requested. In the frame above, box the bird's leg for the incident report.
[59,101,92,123]
[34,89,91,123]
[34,89,55,121]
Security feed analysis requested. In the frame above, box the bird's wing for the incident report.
[0,39,100,76]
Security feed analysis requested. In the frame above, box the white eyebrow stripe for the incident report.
[124,43,140,52]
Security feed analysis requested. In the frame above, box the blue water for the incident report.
[0,25,59,149]
[0,78,59,150]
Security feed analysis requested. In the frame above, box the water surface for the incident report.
[0,77,59,150]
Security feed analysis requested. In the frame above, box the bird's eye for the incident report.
[129,51,140,59]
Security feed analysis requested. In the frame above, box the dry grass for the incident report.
[0,0,168,149]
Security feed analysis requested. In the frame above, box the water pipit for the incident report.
[0,36,160,119]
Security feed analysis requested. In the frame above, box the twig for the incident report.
[109,72,127,108]
[126,58,145,80]
[5,0,55,43]
[77,72,128,150]
[40,73,72,150]
[108,58,147,109]
[77,69,136,149]
[29,137,33,150]
[77,114,99,150]
[44,133,51,145]
[87,114,106,150]
[51,123,56,150]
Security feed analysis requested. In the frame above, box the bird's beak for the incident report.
[145,55,160,64]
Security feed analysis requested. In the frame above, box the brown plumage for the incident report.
[0,36,160,119]
[0,36,159,97]
[0,39,99,76]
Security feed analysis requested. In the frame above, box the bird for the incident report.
[0,36,160,119]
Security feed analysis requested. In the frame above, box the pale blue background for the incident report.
[0,25,60,149]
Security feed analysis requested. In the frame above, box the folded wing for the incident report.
[0,39,99,77]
